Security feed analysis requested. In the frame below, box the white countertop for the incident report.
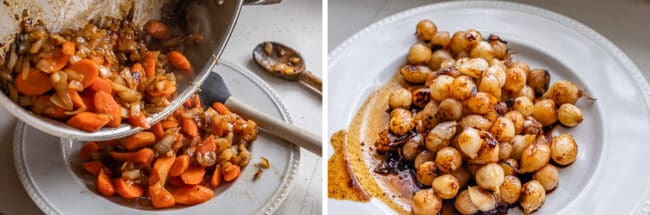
[0,0,322,214]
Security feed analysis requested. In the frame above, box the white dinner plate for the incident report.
[328,1,650,214]
[14,60,300,215]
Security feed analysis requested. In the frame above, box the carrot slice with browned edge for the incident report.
[94,91,121,128]
[181,118,198,137]
[96,169,115,197]
[143,51,159,78]
[14,68,53,96]
[180,165,205,185]
[128,111,149,128]
[212,102,229,115]
[210,166,221,188]
[124,131,156,151]
[68,59,99,88]
[129,148,154,167]
[68,89,86,109]
[80,92,96,112]
[223,164,241,182]
[167,51,191,73]
[80,142,100,162]
[67,112,110,132]
[149,155,176,186]
[149,183,175,209]
[168,176,185,186]
[151,123,164,139]
[169,154,190,177]
[171,185,214,205]
[82,161,112,176]
[160,118,179,129]
[61,41,75,56]
[114,178,144,199]
[89,78,112,94]
[109,151,133,161]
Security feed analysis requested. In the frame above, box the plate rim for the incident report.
[327,0,650,213]
[13,59,301,215]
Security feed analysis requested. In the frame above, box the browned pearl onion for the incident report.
[467,186,496,212]
[543,80,582,105]
[400,65,432,84]
[408,43,432,65]
[429,49,453,71]
[475,163,504,191]
[500,158,519,175]
[512,85,536,101]
[532,99,558,127]
[489,117,515,142]
[449,76,477,100]
[470,131,500,164]
[388,88,412,109]
[533,164,559,191]
[498,142,513,161]
[504,67,527,92]
[425,121,458,152]
[432,174,460,199]
[449,31,470,55]
[510,134,536,161]
[415,101,439,130]
[467,92,498,114]
[429,74,454,102]
[499,175,522,205]
[411,189,442,215]
[488,60,508,86]
[403,134,424,160]
[414,150,436,169]
[459,114,491,131]
[470,40,496,61]
[437,98,463,121]
[528,69,551,96]
[519,136,551,173]
[455,58,488,79]
[557,103,583,127]
[440,59,457,72]
[551,134,578,165]
[411,88,431,109]
[488,34,508,59]
[455,127,483,159]
[435,147,463,173]
[465,29,484,45]
[451,168,471,188]
[415,19,438,42]
[520,180,546,214]
[504,111,524,134]
[430,31,451,50]
[416,161,439,186]
[454,189,479,214]
[522,116,543,135]
[389,108,415,135]
[478,70,502,98]
[513,96,534,117]
[510,62,531,75]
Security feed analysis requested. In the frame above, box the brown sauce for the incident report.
[327,73,417,214]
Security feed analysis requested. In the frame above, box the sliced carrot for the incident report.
[149,155,176,186]
[80,142,100,162]
[143,51,159,78]
[68,89,86,109]
[223,163,240,182]
[68,59,99,88]
[212,102,229,115]
[197,135,216,153]
[80,91,96,112]
[94,91,121,128]
[96,169,115,197]
[109,151,133,161]
[148,79,176,97]
[144,20,171,40]
[210,166,221,187]
[167,51,191,73]
[89,78,112,94]
[129,148,154,167]
[160,118,179,129]
[114,178,144,199]
[53,50,69,71]
[180,165,206,185]
[151,123,164,139]
[82,161,112,176]
[14,68,53,96]
[61,41,75,56]
[67,112,110,132]
[124,131,156,151]
[149,183,175,208]
[88,55,104,65]
[181,118,198,137]
[171,185,214,205]
[169,154,190,177]
[168,176,185,186]
[128,111,149,128]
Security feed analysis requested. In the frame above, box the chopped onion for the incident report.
[153,134,175,155]
[99,66,111,78]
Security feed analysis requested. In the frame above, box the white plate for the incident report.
[14,60,300,215]
[328,1,650,214]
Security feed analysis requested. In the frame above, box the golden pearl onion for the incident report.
[388,88,412,109]
[411,188,442,215]
[557,103,583,127]
[520,180,546,214]
[432,174,460,199]
[551,134,578,165]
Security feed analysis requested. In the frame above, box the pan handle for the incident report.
[243,0,281,5]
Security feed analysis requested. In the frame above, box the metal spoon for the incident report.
[252,41,322,92]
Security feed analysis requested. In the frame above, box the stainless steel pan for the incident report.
[0,0,278,141]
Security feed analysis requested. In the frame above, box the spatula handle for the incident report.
[224,97,322,156]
